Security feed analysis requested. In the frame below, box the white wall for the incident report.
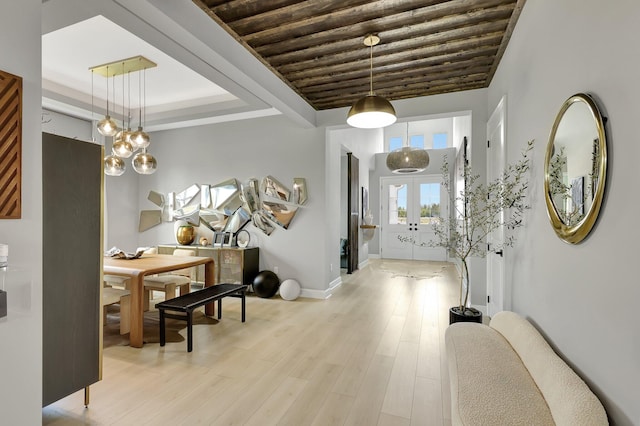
[0,1,43,422]
[488,1,640,424]
[136,115,328,295]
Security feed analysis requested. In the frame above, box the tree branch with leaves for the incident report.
[400,140,534,311]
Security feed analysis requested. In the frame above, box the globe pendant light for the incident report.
[386,122,430,173]
[113,133,134,158]
[104,152,126,176]
[132,148,157,175]
[130,68,150,150]
[130,126,150,149]
[97,66,118,137]
[347,35,396,129]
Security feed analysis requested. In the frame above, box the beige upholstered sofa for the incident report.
[445,311,608,425]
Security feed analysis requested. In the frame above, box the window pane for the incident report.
[433,133,447,149]
[410,135,424,148]
[419,183,441,225]
[389,137,402,152]
[388,184,407,224]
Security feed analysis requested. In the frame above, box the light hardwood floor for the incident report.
[43,259,459,425]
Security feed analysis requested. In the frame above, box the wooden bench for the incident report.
[155,283,247,352]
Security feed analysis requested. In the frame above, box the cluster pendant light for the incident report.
[347,35,397,129]
[90,56,157,176]
[386,122,430,174]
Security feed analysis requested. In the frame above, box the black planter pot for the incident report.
[449,306,483,324]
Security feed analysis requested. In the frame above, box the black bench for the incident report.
[155,283,247,352]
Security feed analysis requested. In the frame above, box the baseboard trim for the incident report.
[300,276,342,300]
[358,258,369,270]
[368,253,381,259]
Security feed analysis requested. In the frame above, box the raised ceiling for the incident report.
[194,0,526,111]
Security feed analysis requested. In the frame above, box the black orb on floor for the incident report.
[253,270,280,298]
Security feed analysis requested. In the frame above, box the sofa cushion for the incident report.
[446,322,555,425]
[490,311,608,425]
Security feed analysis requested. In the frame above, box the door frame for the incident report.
[380,175,447,261]
[346,153,359,273]
[487,95,507,316]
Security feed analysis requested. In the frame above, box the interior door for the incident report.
[487,96,506,316]
[347,153,359,273]
[381,176,447,261]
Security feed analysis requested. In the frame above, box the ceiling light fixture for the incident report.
[96,65,118,137]
[386,122,430,173]
[90,56,157,175]
[347,35,396,129]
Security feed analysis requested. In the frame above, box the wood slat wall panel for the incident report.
[0,70,22,219]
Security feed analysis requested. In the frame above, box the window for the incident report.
[388,184,407,224]
[433,133,448,149]
[389,136,403,152]
[410,134,424,149]
[419,183,441,225]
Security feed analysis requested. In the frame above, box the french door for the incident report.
[381,176,447,261]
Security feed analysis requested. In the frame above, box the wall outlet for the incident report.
[273,266,279,274]
[330,263,333,272]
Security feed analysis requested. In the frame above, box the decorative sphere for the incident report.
[252,270,280,298]
[279,279,301,301]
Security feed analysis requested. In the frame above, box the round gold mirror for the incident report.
[544,93,607,244]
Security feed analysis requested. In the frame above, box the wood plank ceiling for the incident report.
[193,0,526,111]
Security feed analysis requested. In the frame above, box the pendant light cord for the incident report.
[369,42,374,95]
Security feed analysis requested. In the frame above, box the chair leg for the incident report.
[179,283,190,296]
[143,289,151,311]
[119,294,131,335]
[165,283,176,301]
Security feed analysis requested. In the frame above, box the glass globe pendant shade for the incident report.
[97,115,118,136]
[130,126,150,149]
[347,95,397,129]
[104,154,126,176]
[112,133,134,158]
[386,147,430,174]
[132,150,157,175]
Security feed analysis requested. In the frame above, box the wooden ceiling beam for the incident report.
[301,61,494,95]
[270,18,509,70]
[256,0,515,57]
[307,72,489,103]
[281,33,504,80]
[256,2,513,65]
[209,0,312,21]
[238,0,444,45]
[312,81,487,110]
[290,45,499,88]
[219,0,373,34]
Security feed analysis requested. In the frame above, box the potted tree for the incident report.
[425,140,534,324]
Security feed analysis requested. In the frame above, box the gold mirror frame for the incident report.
[544,93,607,244]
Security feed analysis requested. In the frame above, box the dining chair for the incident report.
[103,287,131,335]
[143,248,195,310]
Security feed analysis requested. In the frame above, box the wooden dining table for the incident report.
[103,254,215,348]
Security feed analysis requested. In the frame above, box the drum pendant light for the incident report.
[386,122,430,173]
[347,35,396,129]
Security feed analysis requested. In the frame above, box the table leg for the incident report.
[204,260,215,316]
[129,274,144,348]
